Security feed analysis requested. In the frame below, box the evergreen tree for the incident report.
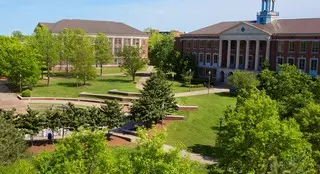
[131,71,178,128]
[100,100,125,129]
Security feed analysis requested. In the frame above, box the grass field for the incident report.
[165,93,236,156]
[170,81,206,93]
[95,66,148,75]
[31,76,139,98]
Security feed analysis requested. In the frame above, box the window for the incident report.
[124,38,131,46]
[200,41,205,48]
[289,42,295,52]
[287,57,294,65]
[248,56,253,68]
[300,41,307,52]
[259,43,264,51]
[199,53,204,63]
[239,55,244,68]
[213,55,218,64]
[142,39,146,46]
[278,41,284,52]
[214,41,219,51]
[198,67,204,76]
[249,42,254,51]
[298,58,306,71]
[259,56,264,68]
[277,56,284,67]
[206,41,212,49]
[312,42,319,53]
[186,41,191,48]
[206,54,211,63]
[231,42,236,50]
[193,41,198,49]
[310,58,318,71]
[133,39,140,47]
[115,38,122,46]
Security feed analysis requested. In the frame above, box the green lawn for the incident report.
[31,76,139,98]
[165,93,236,156]
[95,66,148,75]
[170,81,206,93]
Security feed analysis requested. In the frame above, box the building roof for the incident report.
[38,19,147,37]
[184,18,320,36]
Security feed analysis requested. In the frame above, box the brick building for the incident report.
[177,0,320,83]
[38,19,148,66]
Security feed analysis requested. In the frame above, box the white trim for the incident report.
[107,35,148,39]
[298,57,307,71]
[198,53,204,63]
[276,56,284,69]
[287,56,295,65]
[310,58,318,72]
[180,38,220,41]
[274,39,320,42]
[206,53,211,64]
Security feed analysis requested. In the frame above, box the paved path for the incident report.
[0,81,27,114]
[174,88,229,97]
[135,66,154,90]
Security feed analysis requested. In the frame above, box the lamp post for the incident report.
[219,116,223,134]
[19,74,22,94]
[208,71,211,94]
[171,73,175,82]
[189,69,192,92]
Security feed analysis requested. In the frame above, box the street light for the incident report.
[219,116,223,134]
[171,73,175,82]
[208,71,211,94]
[19,74,22,94]
[189,69,192,92]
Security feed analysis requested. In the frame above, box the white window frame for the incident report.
[278,41,284,52]
[298,57,306,71]
[213,54,219,64]
[277,56,284,68]
[288,41,295,53]
[300,41,307,53]
[310,58,318,72]
[206,53,211,64]
[287,57,295,66]
[199,53,204,63]
[312,42,319,53]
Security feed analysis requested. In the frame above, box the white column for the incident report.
[236,40,240,69]
[112,37,115,54]
[245,40,250,69]
[227,40,231,68]
[218,40,223,67]
[266,39,271,62]
[121,38,124,50]
[255,40,260,70]
[131,38,133,46]
[139,38,142,47]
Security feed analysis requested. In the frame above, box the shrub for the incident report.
[21,90,31,97]
[182,84,204,88]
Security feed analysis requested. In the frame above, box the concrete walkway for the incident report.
[135,66,154,90]
[174,88,229,97]
[0,81,27,114]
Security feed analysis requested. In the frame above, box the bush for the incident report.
[183,84,204,88]
[21,90,31,97]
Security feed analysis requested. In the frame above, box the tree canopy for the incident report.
[119,46,145,82]
[228,70,259,90]
[94,33,113,76]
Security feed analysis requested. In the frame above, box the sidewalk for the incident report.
[0,81,27,114]
[136,66,154,90]
[174,88,229,97]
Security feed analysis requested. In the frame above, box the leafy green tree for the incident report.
[0,117,27,165]
[294,103,320,169]
[100,100,125,129]
[259,64,314,119]
[183,70,193,86]
[311,77,320,104]
[58,28,76,74]
[32,25,59,86]
[119,46,145,82]
[131,71,178,128]
[228,70,259,90]
[15,107,43,143]
[11,31,24,42]
[216,88,316,173]
[0,160,35,174]
[64,103,88,131]
[0,36,40,87]
[172,53,196,80]
[43,108,63,141]
[72,29,96,85]
[94,33,113,76]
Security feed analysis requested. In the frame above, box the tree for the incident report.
[72,29,96,85]
[43,108,63,141]
[94,33,113,76]
[58,28,76,74]
[100,100,125,129]
[119,46,145,82]
[228,70,259,91]
[0,117,27,165]
[32,25,59,86]
[0,36,41,88]
[216,88,316,173]
[294,103,320,170]
[131,71,178,128]
[172,53,196,80]
[259,64,314,119]
[15,108,43,143]
[11,31,24,42]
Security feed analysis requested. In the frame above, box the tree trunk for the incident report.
[100,64,103,76]
[59,61,62,71]
[83,77,86,86]
[47,59,50,87]
[132,74,135,82]
[62,127,65,138]
[41,70,44,79]
[66,60,69,74]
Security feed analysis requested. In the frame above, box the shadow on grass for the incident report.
[56,82,78,88]
[98,78,133,83]
[214,92,236,98]
[188,144,218,158]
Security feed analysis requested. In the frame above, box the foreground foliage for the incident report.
[0,129,206,174]
[215,89,316,173]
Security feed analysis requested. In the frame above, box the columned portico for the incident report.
[255,40,260,70]
[245,40,250,69]
[218,40,222,67]
[227,40,231,68]
[236,40,240,69]
[266,39,271,61]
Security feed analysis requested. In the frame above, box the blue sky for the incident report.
[0,0,319,35]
